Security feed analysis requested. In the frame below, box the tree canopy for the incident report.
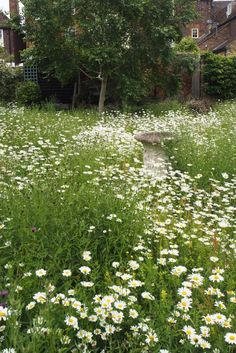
[22,0,196,111]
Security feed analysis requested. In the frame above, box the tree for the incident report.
[22,0,196,112]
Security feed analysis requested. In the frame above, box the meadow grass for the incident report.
[0,103,235,353]
[165,101,236,188]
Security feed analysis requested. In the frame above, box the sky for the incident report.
[0,0,232,15]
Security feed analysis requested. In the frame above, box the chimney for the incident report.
[9,0,19,17]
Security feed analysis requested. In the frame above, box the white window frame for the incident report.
[0,29,4,47]
[191,28,199,39]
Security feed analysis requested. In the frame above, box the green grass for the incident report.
[0,103,235,353]
[164,101,236,188]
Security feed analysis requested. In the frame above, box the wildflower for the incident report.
[35,269,47,277]
[0,291,8,298]
[167,317,176,324]
[141,292,155,300]
[218,219,230,228]
[171,266,187,277]
[62,269,72,277]
[145,332,158,345]
[60,335,71,344]
[111,310,124,324]
[80,281,94,287]
[200,340,211,349]
[128,260,140,270]
[188,273,204,287]
[129,309,139,318]
[68,289,75,296]
[65,316,78,329]
[189,334,204,347]
[230,297,236,303]
[177,287,192,297]
[183,325,196,337]
[114,301,126,310]
[200,326,210,337]
[128,279,143,288]
[222,173,229,179]
[82,251,92,261]
[213,313,227,324]
[26,301,36,310]
[203,314,215,325]
[121,273,132,281]
[209,274,224,282]
[177,297,192,311]
[0,306,8,321]
[210,256,219,262]
[33,292,47,304]
[79,266,91,275]
[225,332,236,344]
[112,262,120,268]
[214,301,226,309]
[105,324,116,334]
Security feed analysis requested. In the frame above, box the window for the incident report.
[24,65,38,83]
[227,4,232,17]
[191,28,199,39]
[0,29,4,47]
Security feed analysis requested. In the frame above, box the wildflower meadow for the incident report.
[0,102,235,353]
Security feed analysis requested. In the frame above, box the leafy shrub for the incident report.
[0,63,23,102]
[203,52,236,99]
[174,37,200,74]
[16,81,41,106]
[175,37,200,54]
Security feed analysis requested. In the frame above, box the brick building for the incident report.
[184,0,236,56]
[199,1,236,55]
[183,0,213,39]
[0,0,25,65]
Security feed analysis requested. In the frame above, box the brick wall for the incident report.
[0,4,25,64]
[9,0,19,16]
[183,0,212,38]
[3,29,11,55]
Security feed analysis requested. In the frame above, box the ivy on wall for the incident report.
[202,52,236,99]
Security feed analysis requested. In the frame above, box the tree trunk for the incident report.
[72,81,77,109]
[98,75,108,114]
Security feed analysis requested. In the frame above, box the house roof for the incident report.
[0,10,10,29]
[198,8,236,46]
[212,1,236,24]
[212,39,231,53]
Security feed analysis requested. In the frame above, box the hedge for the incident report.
[202,52,236,99]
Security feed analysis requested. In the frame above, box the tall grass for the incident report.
[0,103,235,352]
[164,101,236,187]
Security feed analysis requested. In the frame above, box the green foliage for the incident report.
[174,38,200,75]
[22,0,196,109]
[203,52,236,99]
[0,49,23,102]
[175,37,200,54]
[16,81,41,106]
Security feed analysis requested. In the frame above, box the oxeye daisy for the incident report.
[225,332,236,344]
[35,269,47,277]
